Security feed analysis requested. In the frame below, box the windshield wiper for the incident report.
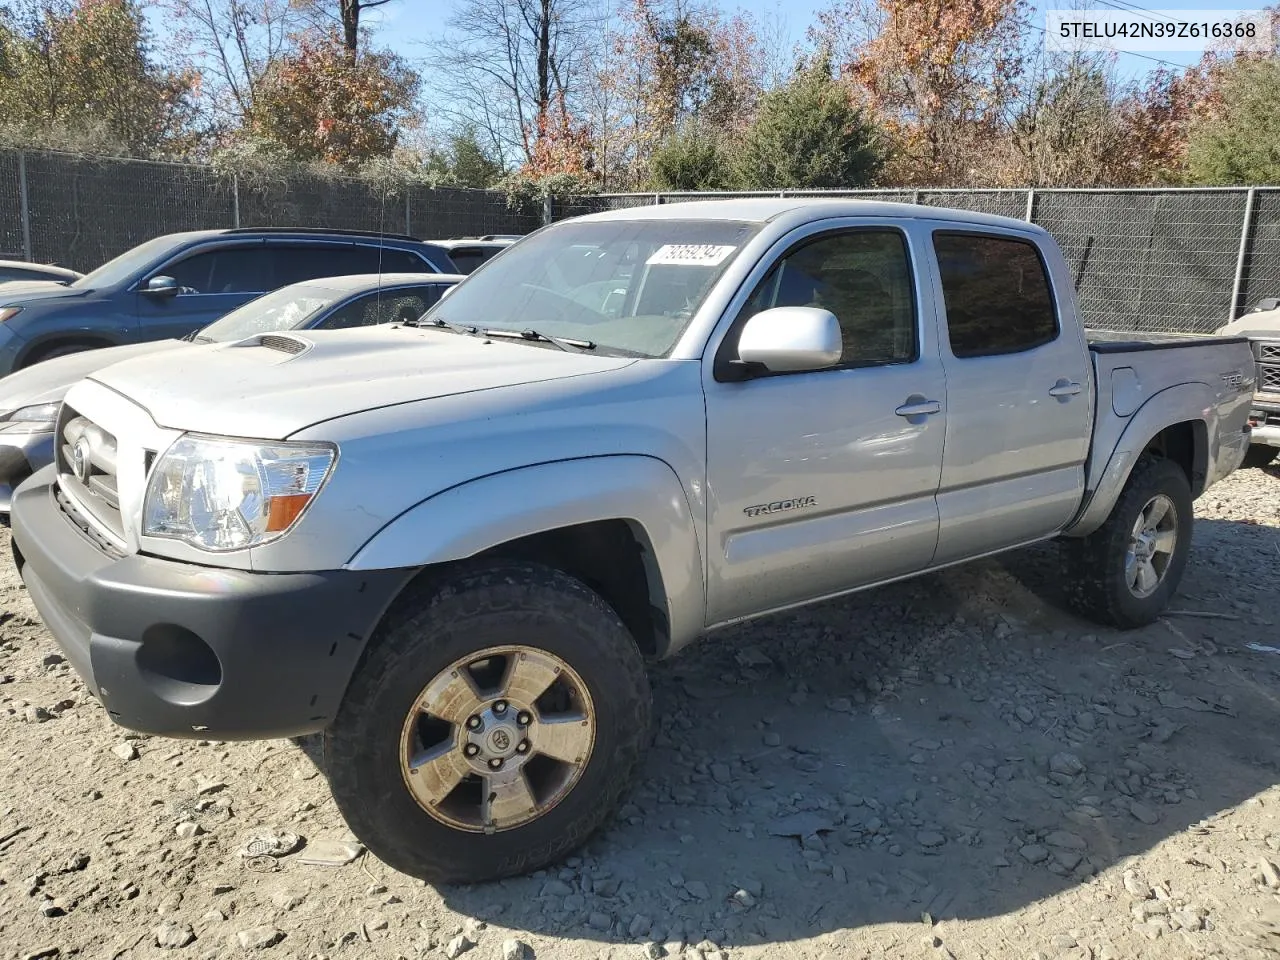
[482,327,596,352]
[407,315,478,336]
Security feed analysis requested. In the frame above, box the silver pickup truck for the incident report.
[9,199,1255,885]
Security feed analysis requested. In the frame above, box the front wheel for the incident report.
[323,561,652,884]
[1060,454,1193,629]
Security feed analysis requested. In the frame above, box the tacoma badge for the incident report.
[744,496,817,518]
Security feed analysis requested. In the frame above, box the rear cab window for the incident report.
[932,232,1058,358]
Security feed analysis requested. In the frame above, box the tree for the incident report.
[243,30,418,166]
[648,122,731,189]
[814,0,1030,185]
[422,126,506,187]
[733,55,884,189]
[1005,63,1133,186]
[1186,57,1280,184]
[0,0,199,156]
[432,0,601,165]
[295,0,397,56]
[160,0,305,126]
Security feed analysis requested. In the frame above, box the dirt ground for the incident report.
[1,467,1279,960]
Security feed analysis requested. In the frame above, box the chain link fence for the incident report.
[550,187,1280,335]
[6,148,1279,336]
[0,149,540,274]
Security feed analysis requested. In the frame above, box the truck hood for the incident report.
[0,340,187,413]
[88,325,637,439]
[1218,309,1280,339]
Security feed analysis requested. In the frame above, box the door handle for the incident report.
[1049,379,1083,398]
[895,398,942,418]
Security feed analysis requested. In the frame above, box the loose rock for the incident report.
[155,923,195,949]
[235,926,284,951]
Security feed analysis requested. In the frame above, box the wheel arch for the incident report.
[16,332,118,369]
[345,455,706,658]
[1065,382,1214,538]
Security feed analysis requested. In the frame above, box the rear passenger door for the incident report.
[703,223,947,625]
[928,228,1092,564]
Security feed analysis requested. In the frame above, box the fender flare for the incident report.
[1064,381,1212,537]
[345,454,706,654]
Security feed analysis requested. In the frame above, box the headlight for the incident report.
[143,435,336,551]
[0,401,60,434]
[0,307,22,323]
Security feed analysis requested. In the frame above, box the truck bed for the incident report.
[1082,327,1255,503]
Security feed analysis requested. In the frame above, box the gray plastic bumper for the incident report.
[10,471,413,739]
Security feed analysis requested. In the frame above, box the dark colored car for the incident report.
[0,228,457,377]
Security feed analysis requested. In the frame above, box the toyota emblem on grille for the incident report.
[71,436,92,483]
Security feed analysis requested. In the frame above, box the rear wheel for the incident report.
[1061,454,1193,629]
[1242,445,1278,470]
[324,560,651,884]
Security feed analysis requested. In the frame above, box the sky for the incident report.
[365,0,1245,82]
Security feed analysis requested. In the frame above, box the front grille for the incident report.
[1263,364,1280,394]
[54,485,125,559]
[1256,340,1280,399]
[55,404,125,547]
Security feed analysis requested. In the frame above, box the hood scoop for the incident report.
[238,333,311,357]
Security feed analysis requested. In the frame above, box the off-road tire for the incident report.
[323,560,652,884]
[1060,454,1193,629]
[1242,445,1278,470]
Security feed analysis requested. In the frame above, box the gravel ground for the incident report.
[1,467,1279,960]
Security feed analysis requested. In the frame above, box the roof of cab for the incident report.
[573,197,1045,234]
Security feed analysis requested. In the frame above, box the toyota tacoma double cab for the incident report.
[10,199,1255,884]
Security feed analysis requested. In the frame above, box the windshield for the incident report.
[71,234,186,290]
[419,218,760,357]
[197,284,340,341]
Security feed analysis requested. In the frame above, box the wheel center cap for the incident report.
[486,726,515,755]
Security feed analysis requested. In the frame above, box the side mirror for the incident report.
[141,275,180,297]
[732,306,843,376]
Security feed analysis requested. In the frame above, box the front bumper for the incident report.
[1249,398,1280,449]
[0,430,53,515]
[11,468,413,739]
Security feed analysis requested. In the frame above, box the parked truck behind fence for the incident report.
[10,199,1255,884]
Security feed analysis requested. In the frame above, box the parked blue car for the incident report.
[0,227,457,377]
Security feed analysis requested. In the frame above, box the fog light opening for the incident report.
[136,624,222,706]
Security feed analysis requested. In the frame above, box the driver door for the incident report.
[134,244,267,342]
[703,225,947,625]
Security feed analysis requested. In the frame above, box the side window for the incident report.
[163,248,266,294]
[446,247,490,274]
[372,249,433,273]
[734,230,918,367]
[933,233,1058,358]
[317,289,438,330]
[270,246,375,287]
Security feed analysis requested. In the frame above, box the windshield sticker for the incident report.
[646,244,737,266]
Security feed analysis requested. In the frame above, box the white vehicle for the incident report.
[1218,302,1280,469]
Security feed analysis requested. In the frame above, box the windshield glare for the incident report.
[419,218,759,357]
[71,234,185,290]
[198,285,338,341]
